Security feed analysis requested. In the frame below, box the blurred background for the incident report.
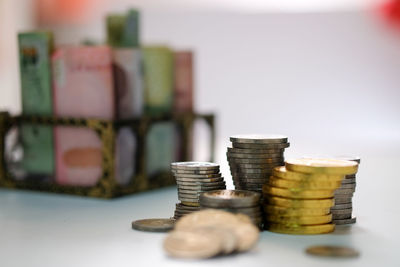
[1,0,400,187]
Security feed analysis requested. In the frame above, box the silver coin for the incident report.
[331,208,352,215]
[229,167,274,174]
[230,134,288,144]
[332,213,352,220]
[331,203,352,210]
[176,177,224,183]
[339,183,356,189]
[172,169,219,175]
[178,184,226,191]
[335,188,355,195]
[334,198,353,204]
[232,142,290,149]
[332,217,357,225]
[199,190,261,208]
[177,181,226,187]
[176,203,201,211]
[230,172,271,179]
[131,218,175,232]
[228,147,284,154]
[232,177,269,183]
[341,178,356,184]
[171,162,219,171]
[345,174,356,179]
[173,173,222,179]
[227,152,284,159]
[229,161,283,169]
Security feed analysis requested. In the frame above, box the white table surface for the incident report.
[1,156,399,267]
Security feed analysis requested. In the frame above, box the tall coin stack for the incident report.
[263,158,358,235]
[171,162,226,220]
[331,156,360,225]
[227,134,290,193]
[199,190,263,228]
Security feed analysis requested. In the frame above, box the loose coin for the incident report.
[264,205,331,216]
[273,166,344,181]
[265,196,335,208]
[232,142,290,149]
[268,176,342,190]
[131,218,175,232]
[163,230,222,259]
[332,217,357,225]
[171,162,220,171]
[230,134,288,144]
[285,158,358,175]
[265,214,332,225]
[265,223,335,235]
[263,185,334,199]
[306,245,360,258]
[199,190,261,208]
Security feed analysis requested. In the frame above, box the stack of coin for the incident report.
[227,134,289,193]
[263,158,358,234]
[331,156,360,225]
[171,162,226,220]
[199,190,262,228]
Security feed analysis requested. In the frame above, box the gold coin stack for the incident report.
[171,162,226,220]
[263,158,359,234]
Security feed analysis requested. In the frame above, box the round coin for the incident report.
[264,205,331,216]
[334,198,353,204]
[176,177,224,183]
[230,172,271,179]
[181,201,200,207]
[265,196,335,208]
[285,158,359,175]
[273,166,344,181]
[230,134,288,144]
[199,190,261,208]
[131,218,175,232]
[229,160,283,168]
[341,178,356,184]
[263,185,334,199]
[332,213,352,220]
[330,208,352,215]
[232,142,290,149]
[228,147,284,154]
[332,217,357,225]
[177,181,226,187]
[173,173,222,179]
[265,214,332,225]
[265,223,335,235]
[171,162,219,171]
[306,245,360,258]
[227,152,284,159]
[172,169,219,175]
[335,188,355,194]
[230,167,274,174]
[178,185,226,191]
[333,156,361,164]
[163,230,222,259]
[331,203,352,210]
[268,176,342,190]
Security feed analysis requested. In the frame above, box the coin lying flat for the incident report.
[227,152,284,159]
[339,183,356,189]
[265,223,335,235]
[332,213,352,220]
[285,158,358,175]
[333,155,361,164]
[174,173,222,179]
[330,208,352,215]
[171,162,220,171]
[230,167,274,174]
[272,166,344,181]
[334,198,353,204]
[331,203,352,210]
[264,205,331,216]
[268,176,342,190]
[232,142,290,149]
[265,196,335,208]
[228,147,284,154]
[131,218,175,232]
[332,217,357,225]
[164,229,222,259]
[199,190,261,208]
[263,185,334,199]
[306,245,360,258]
[230,134,288,144]
[341,178,356,184]
[176,177,224,183]
[172,169,219,175]
[230,171,271,179]
[265,214,332,225]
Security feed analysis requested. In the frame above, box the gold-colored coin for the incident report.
[265,214,332,225]
[268,176,342,190]
[273,166,344,181]
[181,201,200,207]
[285,158,358,175]
[306,245,360,258]
[263,205,331,216]
[265,196,335,208]
[266,223,335,235]
[263,185,334,199]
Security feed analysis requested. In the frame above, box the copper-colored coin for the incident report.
[306,245,360,258]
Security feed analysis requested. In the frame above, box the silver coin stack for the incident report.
[171,162,226,220]
[331,156,360,225]
[227,134,290,193]
[199,190,263,228]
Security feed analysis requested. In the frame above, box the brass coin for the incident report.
[264,205,331,216]
[265,214,332,225]
[230,134,288,144]
[163,230,222,259]
[232,142,290,149]
[333,155,361,164]
[285,158,358,175]
[263,185,334,199]
[306,245,360,258]
[265,223,335,235]
[265,196,334,208]
[273,166,344,181]
[268,176,342,190]
[131,218,175,232]
[199,190,261,208]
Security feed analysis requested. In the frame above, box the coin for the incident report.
[178,188,217,194]
[228,147,284,154]
[232,177,269,183]
[330,208,352,215]
[264,205,331,216]
[230,134,288,144]
[263,185,334,199]
[285,158,358,175]
[273,166,344,181]
[178,185,226,191]
[341,178,356,184]
[335,188,355,195]
[176,177,224,183]
[333,155,361,164]
[345,174,356,179]
[199,190,261,208]
[131,218,175,232]
[306,245,360,258]
[332,217,356,225]
[181,201,200,207]
[265,223,335,235]
[268,176,342,190]
[230,172,271,179]
[172,169,219,175]
[334,197,353,204]
[331,203,352,210]
[265,214,332,225]
[171,162,219,171]
[230,167,274,174]
[177,181,226,187]
[175,209,260,252]
[178,192,201,199]
[265,196,335,208]
[179,197,201,203]
[176,203,200,209]
[232,142,290,149]
[332,213,352,220]
[173,173,222,179]
[163,230,222,259]
[227,152,284,159]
